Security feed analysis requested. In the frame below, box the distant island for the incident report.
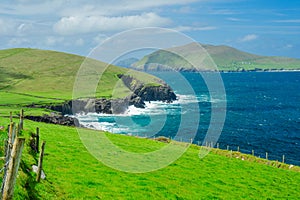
[128,43,300,72]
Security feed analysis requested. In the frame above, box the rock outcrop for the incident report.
[31,75,176,116]
[25,114,79,126]
[25,75,176,126]
[118,74,176,102]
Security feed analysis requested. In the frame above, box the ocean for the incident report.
[76,72,300,165]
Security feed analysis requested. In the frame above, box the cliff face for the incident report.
[118,74,176,102]
[25,114,79,126]
[47,75,176,115]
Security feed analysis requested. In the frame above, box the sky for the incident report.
[1,0,300,58]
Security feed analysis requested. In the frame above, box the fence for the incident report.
[149,135,300,167]
[0,110,46,200]
[196,140,299,166]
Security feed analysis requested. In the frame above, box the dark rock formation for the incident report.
[25,114,79,126]
[46,95,145,115]
[118,74,176,102]
[25,75,176,127]
[133,85,177,102]
[41,75,176,115]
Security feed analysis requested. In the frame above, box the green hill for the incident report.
[132,43,300,71]
[0,48,164,117]
[0,48,162,99]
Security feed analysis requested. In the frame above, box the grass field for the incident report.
[0,48,300,199]
[0,117,300,199]
[0,48,161,100]
[0,48,163,118]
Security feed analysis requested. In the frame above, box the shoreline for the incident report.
[140,69,300,73]
[219,69,300,73]
[24,114,300,171]
[20,108,300,170]
[22,71,300,168]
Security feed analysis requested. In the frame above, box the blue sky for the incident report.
[1,0,300,58]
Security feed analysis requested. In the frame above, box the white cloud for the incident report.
[273,19,300,23]
[174,6,195,14]
[0,18,17,36]
[226,17,249,22]
[53,13,171,35]
[174,26,217,32]
[210,9,236,15]
[16,23,34,36]
[93,34,109,44]
[0,18,43,37]
[0,0,65,16]
[1,0,199,17]
[75,38,84,46]
[8,37,30,46]
[283,44,293,49]
[95,0,199,15]
[45,36,64,46]
[239,34,258,42]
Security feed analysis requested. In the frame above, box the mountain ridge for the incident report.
[131,43,300,72]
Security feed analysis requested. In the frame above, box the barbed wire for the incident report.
[0,160,9,173]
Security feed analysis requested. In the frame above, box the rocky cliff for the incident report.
[118,74,176,102]
[47,75,176,115]
[25,114,79,126]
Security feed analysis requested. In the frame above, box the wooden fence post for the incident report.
[8,122,15,145]
[9,112,12,123]
[36,141,46,182]
[19,109,24,131]
[252,150,254,156]
[17,124,21,136]
[2,138,25,200]
[6,123,16,163]
[0,123,15,195]
[0,139,8,194]
[266,152,268,160]
[282,155,285,163]
[36,127,40,153]
[237,146,240,152]
[217,143,219,149]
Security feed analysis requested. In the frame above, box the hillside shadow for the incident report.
[0,67,32,90]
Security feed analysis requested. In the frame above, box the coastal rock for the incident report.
[134,85,177,102]
[118,74,177,102]
[44,75,176,115]
[25,114,79,126]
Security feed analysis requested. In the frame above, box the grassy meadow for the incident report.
[1,118,300,199]
[0,48,161,100]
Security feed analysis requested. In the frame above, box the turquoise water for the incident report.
[77,72,300,165]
